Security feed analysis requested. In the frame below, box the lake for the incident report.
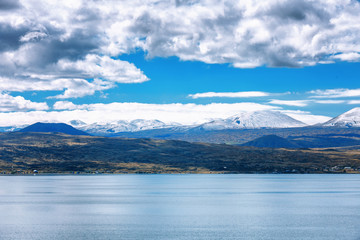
[0,174,359,240]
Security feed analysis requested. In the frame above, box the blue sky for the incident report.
[0,0,360,126]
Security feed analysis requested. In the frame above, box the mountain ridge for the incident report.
[3,108,360,146]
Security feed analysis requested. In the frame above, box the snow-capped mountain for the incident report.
[70,119,181,135]
[321,107,360,127]
[196,111,307,130]
[67,111,307,135]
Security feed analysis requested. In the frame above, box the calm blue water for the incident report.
[0,174,359,240]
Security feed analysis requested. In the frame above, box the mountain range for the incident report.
[2,108,360,174]
[69,107,360,135]
[2,108,360,135]
[75,119,181,136]
[2,108,360,148]
[64,110,309,135]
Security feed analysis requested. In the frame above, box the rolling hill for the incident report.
[0,132,359,174]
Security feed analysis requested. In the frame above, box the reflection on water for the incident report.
[0,174,360,240]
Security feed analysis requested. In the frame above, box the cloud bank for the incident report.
[0,100,331,127]
[1,101,280,126]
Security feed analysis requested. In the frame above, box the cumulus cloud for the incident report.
[0,0,21,11]
[309,88,360,98]
[0,0,359,121]
[19,31,47,42]
[0,0,359,101]
[0,54,148,98]
[189,91,270,99]
[53,101,79,110]
[103,0,360,67]
[50,55,149,83]
[332,52,360,62]
[0,92,48,112]
[0,24,29,52]
[0,0,149,98]
[0,77,113,99]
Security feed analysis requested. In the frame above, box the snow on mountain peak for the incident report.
[322,107,360,127]
[198,110,307,130]
[131,119,165,128]
[76,119,180,135]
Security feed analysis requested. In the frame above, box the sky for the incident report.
[0,0,360,126]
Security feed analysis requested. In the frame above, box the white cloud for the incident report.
[20,31,48,42]
[269,98,352,107]
[0,0,359,113]
[348,100,360,105]
[269,98,354,107]
[309,88,360,98]
[313,100,345,104]
[281,110,331,125]
[0,99,335,126]
[0,0,359,98]
[269,99,309,107]
[0,77,113,99]
[53,101,78,110]
[0,54,148,98]
[0,2,149,99]
[189,91,270,99]
[47,78,114,99]
[103,0,360,67]
[332,52,360,62]
[0,100,333,127]
[54,55,149,83]
[0,92,48,112]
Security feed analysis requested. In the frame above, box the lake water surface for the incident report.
[0,174,359,240]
